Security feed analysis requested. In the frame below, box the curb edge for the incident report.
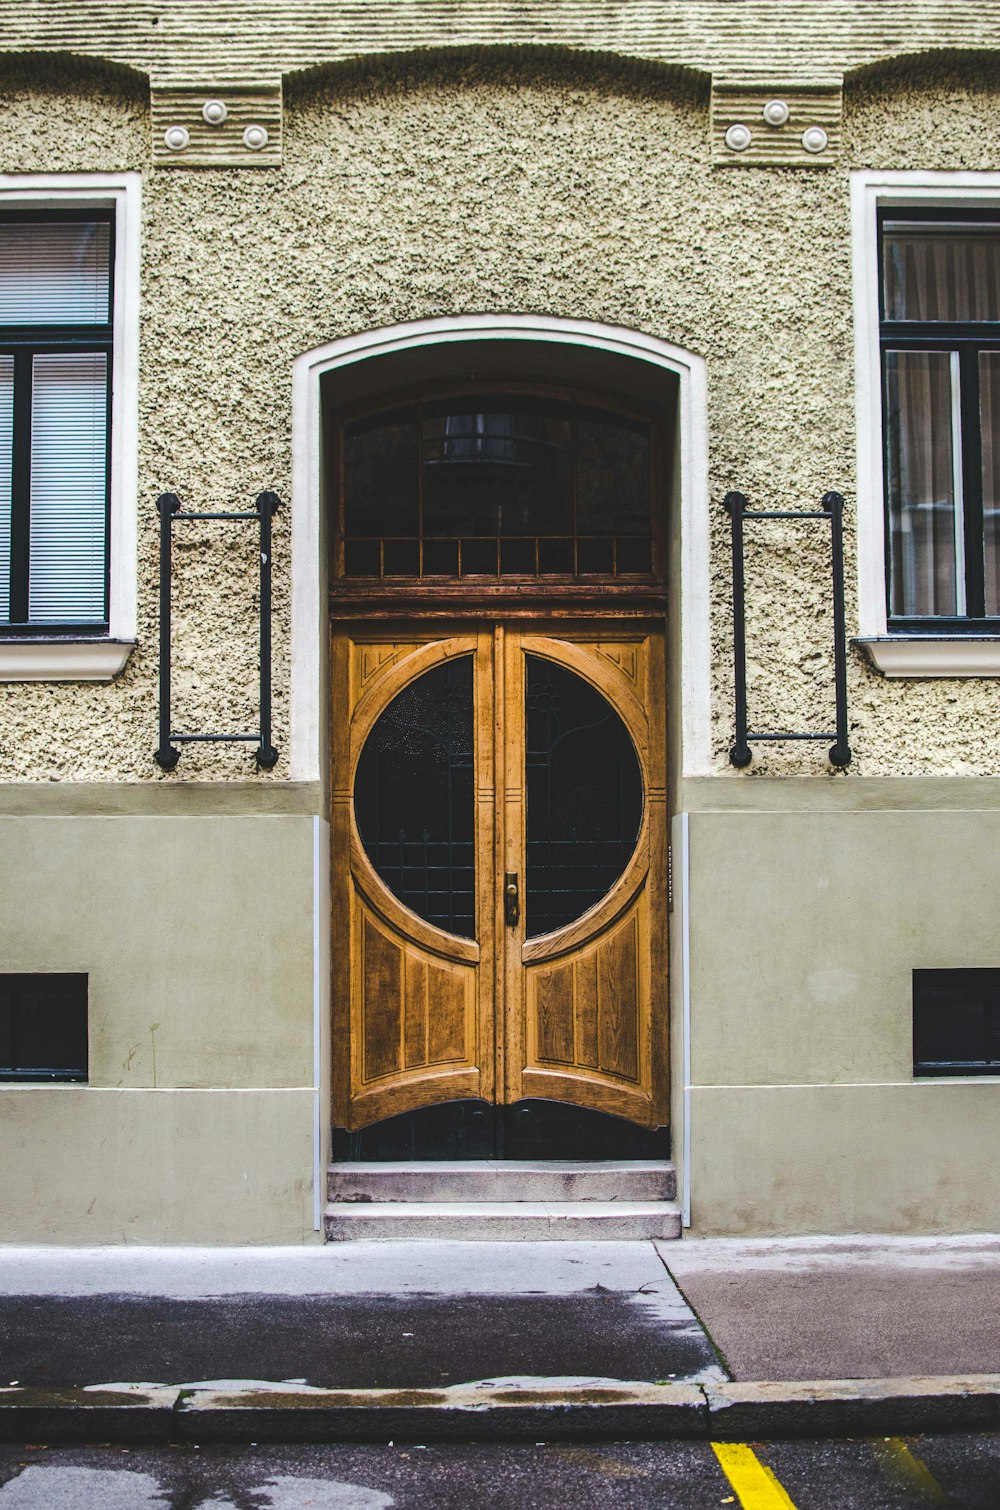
[1,1376,998,1444]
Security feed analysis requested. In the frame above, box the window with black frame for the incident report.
[0,213,113,633]
[913,968,1000,1077]
[0,973,88,1082]
[881,212,1000,630]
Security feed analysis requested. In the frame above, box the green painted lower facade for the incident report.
[0,806,329,1244]
[0,782,996,1240]
[675,783,1000,1235]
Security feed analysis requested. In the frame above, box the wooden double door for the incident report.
[330,623,668,1138]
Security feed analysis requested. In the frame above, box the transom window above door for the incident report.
[334,388,660,586]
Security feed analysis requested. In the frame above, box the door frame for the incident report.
[330,618,669,1135]
[290,315,710,782]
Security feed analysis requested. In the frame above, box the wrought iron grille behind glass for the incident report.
[340,391,654,581]
[354,657,475,939]
[524,656,643,937]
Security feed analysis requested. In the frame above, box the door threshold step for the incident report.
[328,1159,676,1204]
[323,1199,682,1242]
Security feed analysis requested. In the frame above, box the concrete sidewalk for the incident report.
[0,1241,722,1391]
[661,1234,1000,1381]
[0,1236,998,1441]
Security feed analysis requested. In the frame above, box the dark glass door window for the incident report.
[524,656,643,937]
[354,657,475,939]
[353,652,644,943]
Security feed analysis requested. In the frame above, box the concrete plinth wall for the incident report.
[682,782,1000,1236]
[3,787,1000,1240]
[0,806,327,1243]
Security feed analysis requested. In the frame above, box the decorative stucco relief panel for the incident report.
[711,82,842,167]
[151,84,282,166]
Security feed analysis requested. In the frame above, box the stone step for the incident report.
[327,1160,676,1205]
[323,1199,682,1242]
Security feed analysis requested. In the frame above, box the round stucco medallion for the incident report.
[243,124,269,151]
[762,100,789,127]
[724,123,752,153]
[163,125,190,151]
[202,99,228,126]
[801,125,829,154]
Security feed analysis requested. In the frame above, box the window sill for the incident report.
[0,638,135,683]
[857,635,1000,678]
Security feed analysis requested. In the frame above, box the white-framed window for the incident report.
[854,171,1000,677]
[0,175,139,682]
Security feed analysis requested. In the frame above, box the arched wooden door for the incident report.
[330,624,668,1135]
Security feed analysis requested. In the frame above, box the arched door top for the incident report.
[291,315,710,780]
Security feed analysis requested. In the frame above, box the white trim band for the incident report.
[857,636,1000,678]
[0,639,134,682]
[852,170,1000,642]
[0,173,142,658]
[290,314,711,782]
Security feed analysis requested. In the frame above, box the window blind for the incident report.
[28,353,108,624]
[0,221,110,326]
[883,226,1000,323]
[0,358,12,621]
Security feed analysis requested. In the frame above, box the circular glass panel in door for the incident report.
[354,656,475,939]
[525,655,643,938]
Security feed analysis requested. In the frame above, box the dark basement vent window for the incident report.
[0,973,88,1081]
[913,968,1000,1077]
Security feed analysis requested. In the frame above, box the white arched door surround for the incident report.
[289,314,710,781]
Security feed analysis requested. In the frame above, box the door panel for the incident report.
[332,624,667,1133]
[501,630,666,1128]
[354,902,480,1116]
[334,632,495,1128]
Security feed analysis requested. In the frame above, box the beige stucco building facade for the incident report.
[1,1,1000,1240]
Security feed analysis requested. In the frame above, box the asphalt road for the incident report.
[0,1292,720,1390]
[0,1434,997,1508]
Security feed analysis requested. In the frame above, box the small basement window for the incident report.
[913,968,1000,1077]
[0,973,88,1081]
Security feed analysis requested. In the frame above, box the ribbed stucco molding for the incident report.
[3,1,1000,89]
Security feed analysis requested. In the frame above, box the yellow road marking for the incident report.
[869,1437,950,1503]
[711,1443,800,1509]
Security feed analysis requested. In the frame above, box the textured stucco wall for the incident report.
[2,53,1000,778]
[8,0,1000,90]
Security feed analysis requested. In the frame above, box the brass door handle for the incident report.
[504,872,519,927]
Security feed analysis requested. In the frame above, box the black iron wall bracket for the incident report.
[725,490,852,771]
[153,490,280,772]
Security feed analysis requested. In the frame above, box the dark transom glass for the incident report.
[341,392,653,581]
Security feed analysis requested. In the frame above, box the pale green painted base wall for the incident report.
[682,797,1000,1236]
[689,1083,1000,1236]
[0,812,326,1244]
[0,1088,319,1244]
[1,795,999,1240]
